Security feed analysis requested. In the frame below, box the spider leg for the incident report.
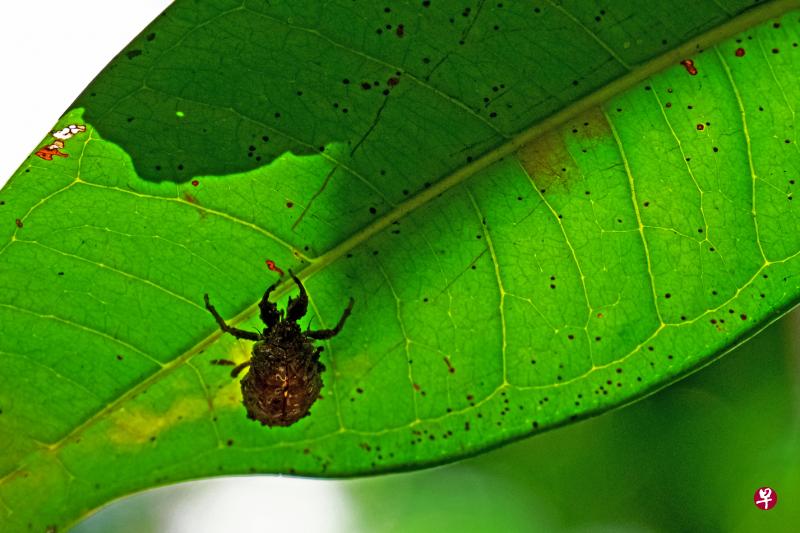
[313,346,326,372]
[285,270,308,322]
[259,280,282,329]
[307,297,354,340]
[230,360,252,378]
[204,294,260,341]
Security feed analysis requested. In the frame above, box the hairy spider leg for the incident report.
[307,297,355,340]
[259,280,283,329]
[204,293,261,341]
[230,360,252,378]
[285,270,309,322]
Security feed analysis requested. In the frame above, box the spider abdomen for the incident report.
[240,341,324,427]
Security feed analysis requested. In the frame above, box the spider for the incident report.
[204,271,354,427]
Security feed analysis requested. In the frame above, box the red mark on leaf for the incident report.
[191,179,199,187]
[387,77,399,87]
[265,259,284,277]
[412,383,421,392]
[35,146,68,160]
[697,124,705,131]
[396,24,405,37]
[286,201,294,208]
[680,59,698,75]
[735,47,746,57]
[182,192,201,207]
[35,125,86,160]
[14,219,23,228]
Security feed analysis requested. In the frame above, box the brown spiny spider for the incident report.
[204,271,354,427]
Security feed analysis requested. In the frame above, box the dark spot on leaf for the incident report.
[14,219,22,228]
[126,49,142,59]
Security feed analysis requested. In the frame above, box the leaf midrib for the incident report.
[36,0,800,456]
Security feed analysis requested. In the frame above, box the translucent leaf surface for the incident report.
[1,1,799,530]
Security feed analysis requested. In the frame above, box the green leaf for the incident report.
[2,0,799,529]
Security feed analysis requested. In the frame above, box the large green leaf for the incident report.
[1,0,799,529]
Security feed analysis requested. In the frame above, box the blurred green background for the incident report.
[74,306,799,532]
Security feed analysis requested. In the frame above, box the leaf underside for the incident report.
[1,0,799,530]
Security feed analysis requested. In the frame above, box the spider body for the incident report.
[204,272,354,427]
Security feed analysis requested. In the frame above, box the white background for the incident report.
[0,3,352,532]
